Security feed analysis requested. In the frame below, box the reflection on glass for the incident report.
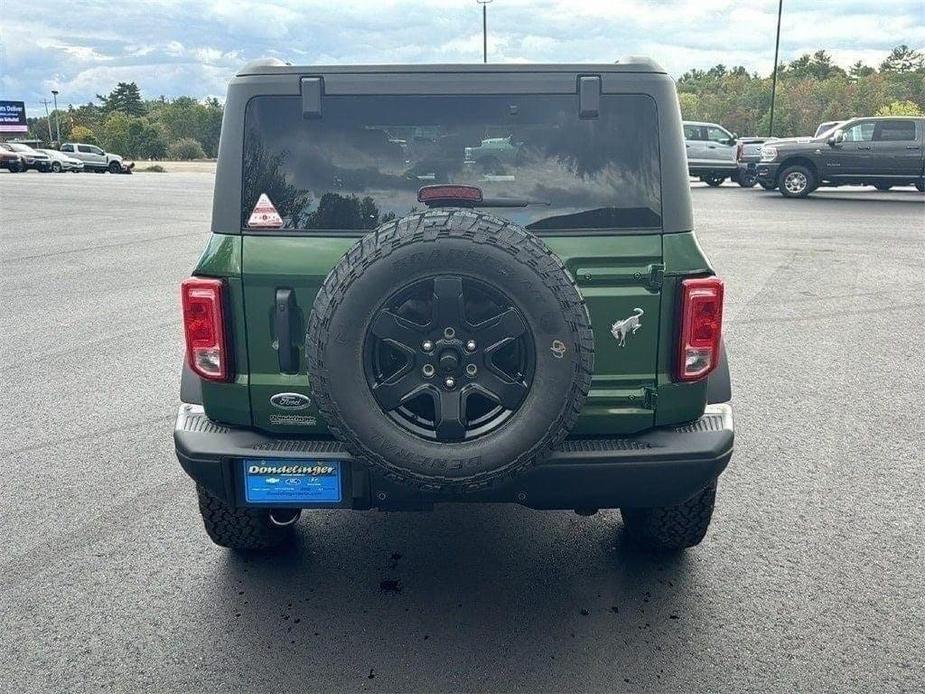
[243,94,661,231]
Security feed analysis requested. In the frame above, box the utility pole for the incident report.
[51,89,62,144]
[41,99,54,144]
[768,0,783,137]
[477,0,492,63]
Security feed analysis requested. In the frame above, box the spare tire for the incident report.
[306,210,593,492]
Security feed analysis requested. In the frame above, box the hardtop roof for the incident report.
[236,57,666,77]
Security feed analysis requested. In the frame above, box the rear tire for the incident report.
[759,180,776,190]
[778,165,815,198]
[738,173,757,188]
[196,485,296,551]
[51,161,62,173]
[621,480,717,551]
[701,174,725,187]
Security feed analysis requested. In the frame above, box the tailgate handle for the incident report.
[274,288,300,374]
[578,75,600,119]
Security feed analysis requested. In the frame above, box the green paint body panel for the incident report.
[202,230,716,437]
[194,234,251,427]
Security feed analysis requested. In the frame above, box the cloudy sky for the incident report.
[3,0,923,114]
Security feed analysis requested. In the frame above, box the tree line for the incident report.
[24,45,924,158]
[678,45,924,137]
[27,81,222,160]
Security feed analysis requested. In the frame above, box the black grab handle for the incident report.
[274,288,299,374]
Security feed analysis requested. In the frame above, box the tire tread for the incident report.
[306,209,594,493]
[621,481,717,551]
[196,485,292,550]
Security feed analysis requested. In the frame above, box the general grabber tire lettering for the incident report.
[306,209,594,493]
[620,479,718,551]
[196,485,295,550]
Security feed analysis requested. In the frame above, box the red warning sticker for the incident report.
[247,193,283,228]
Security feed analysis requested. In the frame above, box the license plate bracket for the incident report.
[242,459,343,505]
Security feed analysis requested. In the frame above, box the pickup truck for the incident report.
[758,116,925,197]
[683,121,747,187]
[60,142,128,173]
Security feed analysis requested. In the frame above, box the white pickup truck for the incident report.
[60,142,127,173]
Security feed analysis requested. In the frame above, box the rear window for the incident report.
[242,93,661,232]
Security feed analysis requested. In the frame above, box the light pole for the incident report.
[476,0,492,63]
[51,89,62,144]
[768,0,783,137]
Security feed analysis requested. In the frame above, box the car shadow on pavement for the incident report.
[194,505,711,691]
[763,193,924,205]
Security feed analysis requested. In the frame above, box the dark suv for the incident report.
[758,116,925,197]
[175,59,734,553]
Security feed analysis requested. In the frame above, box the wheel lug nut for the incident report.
[422,340,434,352]
[465,340,477,352]
[444,377,455,389]
[466,364,477,377]
[423,364,435,378]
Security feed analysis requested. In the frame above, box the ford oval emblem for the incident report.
[270,392,312,410]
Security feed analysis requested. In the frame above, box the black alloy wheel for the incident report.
[364,275,534,442]
[306,209,594,492]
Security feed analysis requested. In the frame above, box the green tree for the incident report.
[167,137,206,160]
[784,51,845,80]
[848,61,876,78]
[880,45,924,73]
[101,111,132,153]
[156,97,223,157]
[127,119,168,159]
[70,124,98,145]
[876,100,923,116]
[97,82,145,116]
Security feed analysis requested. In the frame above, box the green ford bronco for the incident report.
[175,59,733,552]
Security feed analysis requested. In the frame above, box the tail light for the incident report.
[181,277,230,381]
[676,277,724,382]
[418,185,483,207]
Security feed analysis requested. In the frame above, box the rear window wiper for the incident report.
[417,185,549,209]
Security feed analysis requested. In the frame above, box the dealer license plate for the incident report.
[242,459,343,504]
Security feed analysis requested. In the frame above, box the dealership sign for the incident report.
[0,101,27,133]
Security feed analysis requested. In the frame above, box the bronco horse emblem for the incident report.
[610,308,644,347]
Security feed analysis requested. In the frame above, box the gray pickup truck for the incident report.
[758,116,925,197]
[683,120,738,186]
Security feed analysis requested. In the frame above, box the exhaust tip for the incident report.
[269,509,301,527]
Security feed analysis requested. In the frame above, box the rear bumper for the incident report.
[175,403,734,511]
[688,164,738,177]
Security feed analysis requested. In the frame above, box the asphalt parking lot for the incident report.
[1,172,923,693]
